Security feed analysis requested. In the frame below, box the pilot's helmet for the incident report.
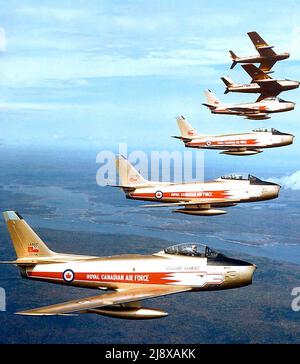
[191,244,197,252]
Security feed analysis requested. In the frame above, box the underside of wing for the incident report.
[16,285,190,316]
[142,198,239,208]
[242,64,271,82]
[256,79,280,87]
[257,47,276,57]
[259,59,276,72]
[256,90,280,102]
[247,32,277,57]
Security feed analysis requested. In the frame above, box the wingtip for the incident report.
[3,211,23,222]
[15,310,77,316]
[15,311,48,316]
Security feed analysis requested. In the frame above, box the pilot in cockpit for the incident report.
[183,244,197,256]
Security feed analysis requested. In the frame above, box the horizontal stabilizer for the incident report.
[202,103,217,110]
[171,136,192,142]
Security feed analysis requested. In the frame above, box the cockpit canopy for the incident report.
[164,243,224,259]
[264,97,287,103]
[252,128,287,135]
[162,243,253,267]
[220,173,256,181]
[220,174,276,186]
[278,98,287,103]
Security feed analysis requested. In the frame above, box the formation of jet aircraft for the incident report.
[115,155,280,216]
[205,31,298,118]
[1,211,256,319]
[1,31,297,322]
[173,116,294,155]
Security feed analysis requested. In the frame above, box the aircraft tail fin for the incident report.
[221,76,237,93]
[116,155,149,188]
[229,51,238,69]
[176,116,199,139]
[203,90,221,110]
[3,211,55,260]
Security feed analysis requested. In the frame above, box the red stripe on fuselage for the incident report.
[131,190,231,199]
[27,271,180,285]
[189,139,259,147]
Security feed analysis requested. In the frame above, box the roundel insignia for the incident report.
[155,191,163,199]
[63,269,75,282]
[206,140,212,146]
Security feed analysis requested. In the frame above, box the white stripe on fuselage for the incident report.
[27,256,227,287]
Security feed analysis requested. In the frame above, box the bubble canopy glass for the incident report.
[162,243,253,267]
[220,173,257,181]
[252,128,287,135]
[164,243,223,258]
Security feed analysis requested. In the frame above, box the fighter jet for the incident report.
[202,90,295,120]
[173,116,294,156]
[114,155,280,216]
[230,31,290,72]
[221,65,299,101]
[1,211,256,319]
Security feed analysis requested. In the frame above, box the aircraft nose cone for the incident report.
[289,102,296,109]
[272,184,281,196]
[261,184,281,200]
[238,264,257,286]
[283,134,295,145]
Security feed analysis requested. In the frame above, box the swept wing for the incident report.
[16,285,190,316]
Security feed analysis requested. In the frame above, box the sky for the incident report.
[0,0,300,172]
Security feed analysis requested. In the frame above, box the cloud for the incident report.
[0,28,6,52]
[267,171,300,190]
